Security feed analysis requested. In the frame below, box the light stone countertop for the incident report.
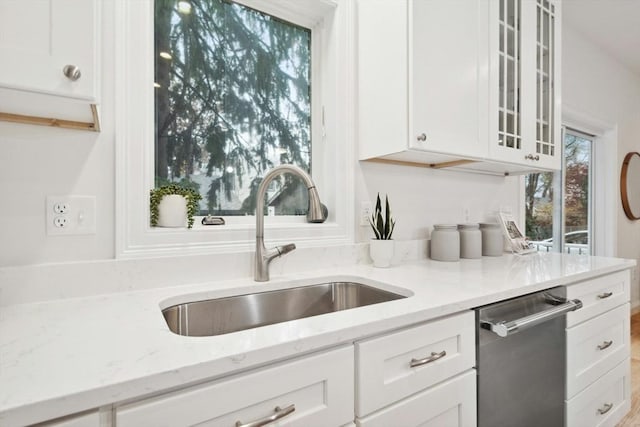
[0,252,635,426]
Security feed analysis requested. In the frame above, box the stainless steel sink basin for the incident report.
[162,282,407,337]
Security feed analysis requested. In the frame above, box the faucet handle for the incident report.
[277,243,296,255]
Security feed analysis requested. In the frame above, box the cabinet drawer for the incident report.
[566,303,630,398]
[566,271,630,327]
[116,346,354,427]
[356,370,476,427]
[566,359,630,427]
[355,311,474,416]
[33,410,100,427]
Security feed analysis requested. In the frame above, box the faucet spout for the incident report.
[254,165,323,282]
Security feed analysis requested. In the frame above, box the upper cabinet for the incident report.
[357,0,561,175]
[0,0,100,131]
[489,0,561,170]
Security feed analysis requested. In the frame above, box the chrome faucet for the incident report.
[255,164,324,282]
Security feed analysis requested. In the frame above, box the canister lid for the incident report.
[479,222,501,229]
[457,223,479,229]
[433,224,458,230]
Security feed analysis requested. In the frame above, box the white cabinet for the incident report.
[355,311,476,426]
[115,312,476,427]
[116,346,354,427]
[0,0,100,131]
[357,0,561,174]
[34,410,101,427]
[358,0,487,164]
[566,359,631,427]
[566,303,630,398]
[489,0,562,170]
[0,0,99,100]
[565,270,629,328]
[565,270,631,427]
[356,370,476,427]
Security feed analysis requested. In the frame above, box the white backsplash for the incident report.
[0,239,431,306]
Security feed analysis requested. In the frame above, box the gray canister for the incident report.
[480,223,504,256]
[458,223,482,259]
[430,224,460,262]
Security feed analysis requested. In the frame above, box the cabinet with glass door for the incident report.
[489,0,561,170]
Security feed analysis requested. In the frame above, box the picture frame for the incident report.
[498,212,536,255]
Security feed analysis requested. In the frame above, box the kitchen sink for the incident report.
[162,281,408,337]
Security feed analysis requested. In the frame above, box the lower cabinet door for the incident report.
[566,359,630,427]
[355,311,475,416]
[356,370,476,427]
[566,303,630,398]
[116,346,354,427]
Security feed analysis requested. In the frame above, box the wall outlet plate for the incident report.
[360,201,372,226]
[46,196,96,236]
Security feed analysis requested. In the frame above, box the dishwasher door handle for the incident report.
[481,299,583,337]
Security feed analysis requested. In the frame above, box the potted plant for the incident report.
[369,193,396,267]
[150,184,202,228]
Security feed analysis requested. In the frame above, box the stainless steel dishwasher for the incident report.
[476,288,582,427]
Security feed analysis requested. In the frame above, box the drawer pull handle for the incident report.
[410,350,447,368]
[597,292,613,299]
[235,404,295,427]
[597,340,613,350]
[597,402,613,415]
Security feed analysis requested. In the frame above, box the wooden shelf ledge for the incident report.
[0,104,101,132]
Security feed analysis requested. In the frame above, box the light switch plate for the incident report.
[46,196,96,236]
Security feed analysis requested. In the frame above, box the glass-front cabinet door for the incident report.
[535,0,560,169]
[490,0,561,171]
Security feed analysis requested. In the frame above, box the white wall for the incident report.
[355,162,519,243]
[0,4,116,267]
[0,2,521,269]
[562,25,640,306]
[0,121,115,267]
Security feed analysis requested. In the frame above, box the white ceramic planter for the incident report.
[156,194,188,228]
[370,239,394,268]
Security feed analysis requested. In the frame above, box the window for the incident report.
[154,0,313,217]
[525,128,593,255]
[116,0,354,258]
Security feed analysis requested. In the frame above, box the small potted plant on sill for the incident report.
[369,193,396,267]
[150,184,202,228]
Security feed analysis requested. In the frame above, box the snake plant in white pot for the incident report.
[369,193,396,267]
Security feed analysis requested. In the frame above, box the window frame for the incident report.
[521,106,618,257]
[115,0,354,259]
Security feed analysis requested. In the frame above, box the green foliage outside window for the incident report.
[154,0,312,216]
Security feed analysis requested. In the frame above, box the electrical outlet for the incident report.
[360,201,372,226]
[46,196,96,236]
[53,203,69,214]
[53,216,68,228]
[462,207,470,223]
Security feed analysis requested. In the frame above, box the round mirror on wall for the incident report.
[621,152,640,220]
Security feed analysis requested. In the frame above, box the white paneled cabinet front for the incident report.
[564,269,631,427]
[116,346,354,427]
[355,311,475,423]
[566,359,631,427]
[566,303,630,398]
[357,0,486,161]
[488,0,562,170]
[357,0,561,173]
[0,0,98,100]
[35,410,101,427]
[356,370,476,427]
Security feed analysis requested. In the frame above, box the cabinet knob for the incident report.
[62,65,82,81]
[416,133,427,142]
